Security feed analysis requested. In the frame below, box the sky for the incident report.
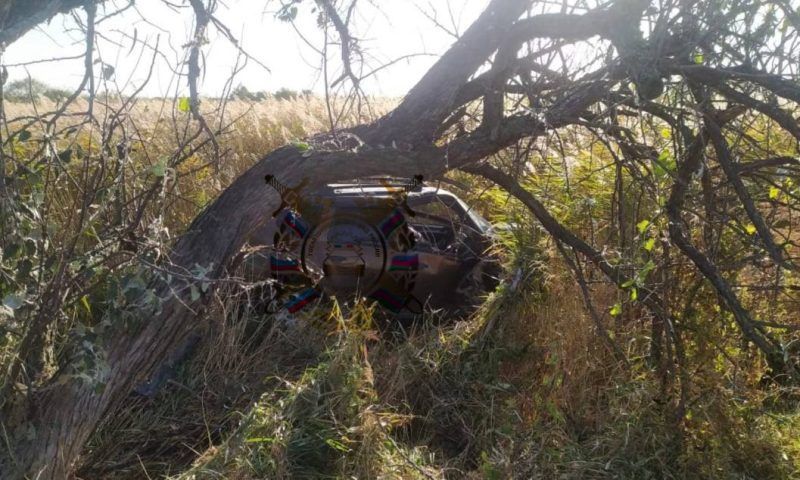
[3,0,488,98]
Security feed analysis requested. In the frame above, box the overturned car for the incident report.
[245,176,501,316]
[136,177,501,396]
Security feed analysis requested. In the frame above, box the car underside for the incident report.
[244,177,502,316]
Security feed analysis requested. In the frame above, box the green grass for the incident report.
[93,266,799,480]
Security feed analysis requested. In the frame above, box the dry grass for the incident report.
[79,286,329,478]
[3,95,395,230]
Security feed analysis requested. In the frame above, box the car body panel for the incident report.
[244,178,499,315]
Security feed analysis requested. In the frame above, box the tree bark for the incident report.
[0,0,104,48]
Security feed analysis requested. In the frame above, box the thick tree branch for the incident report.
[362,0,531,145]
[676,64,800,104]
[737,156,800,175]
[679,65,800,141]
[0,0,105,47]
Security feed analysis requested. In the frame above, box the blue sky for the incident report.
[3,0,486,98]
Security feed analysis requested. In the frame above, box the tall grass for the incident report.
[125,253,799,479]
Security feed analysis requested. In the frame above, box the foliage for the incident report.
[3,78,71,103]
[229,86,314,102]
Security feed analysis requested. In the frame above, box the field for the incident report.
[2,94,800,479]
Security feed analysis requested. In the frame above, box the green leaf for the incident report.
[654,150,676,177]
[292,141,310,152]
[643,238,656,251]
[610,303,623,317]
[621,279,636,289]
[178,97,192,113]
[3,242,20,260]
[189,284,201,302]
[637,219,650,234]
[693,52,704,64]
[660,128,671,139]
[151,159,167,177]
[545,400,565,424]
[245,437,276,444]
[80,295,92,314]
[325,438,351,452]
[769,186,780,200]
[745,224,757,235]
[630,288,638,301]
[17,130,31,142]
[639,260,657,279]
